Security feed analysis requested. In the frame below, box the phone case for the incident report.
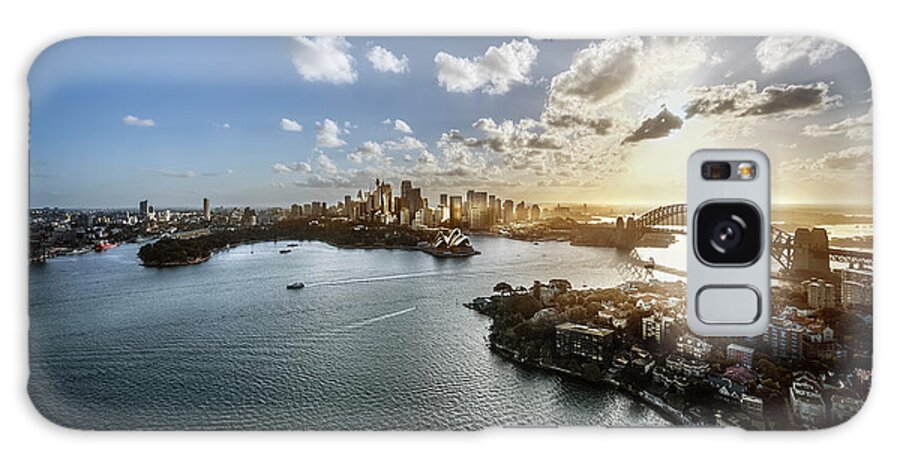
[28,36,872,430]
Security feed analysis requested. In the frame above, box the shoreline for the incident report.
[488,343,697,427]
[140,237,481,267]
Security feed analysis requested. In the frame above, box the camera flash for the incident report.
[737,162,756,180]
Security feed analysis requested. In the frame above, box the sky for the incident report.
[28,36,872,209]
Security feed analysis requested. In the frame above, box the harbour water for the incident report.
[29,236,671,430]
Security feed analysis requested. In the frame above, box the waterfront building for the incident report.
[344,195,353,218]
[530,204,541,221]
[502,199,514,224]
[555,322,613,361]
[726,344,755,368]
[530,279,571,306]
[842,266,873,308]
[764,313,805,360]
[804,278,836,309]
[641,313,675,344]
[399,207,410,227]
[203,197,211,221]
[675,335,712,360]
[436,205,449,225]
[790,371,826,428]
[665,354,710,378]
[488,194,496,225]
[515,201,527,222]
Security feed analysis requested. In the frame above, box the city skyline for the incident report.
[30,37,872,208]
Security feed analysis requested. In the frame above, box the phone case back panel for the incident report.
[27,36,872,430]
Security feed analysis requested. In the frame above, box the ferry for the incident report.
[279,249,292,254]
[286,282,305,290]
[94,241,117,252]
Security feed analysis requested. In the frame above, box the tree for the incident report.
[494,282,514,296]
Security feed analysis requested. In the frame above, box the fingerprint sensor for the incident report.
[696,285,761,324]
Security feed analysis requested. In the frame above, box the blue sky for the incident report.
[29,36,872,208]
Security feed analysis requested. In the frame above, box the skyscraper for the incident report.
[409,187,423,225]
[516,201,527,222]
[399,179,413,218]
[468,191,489,230]
[203,197,211,221]
[449,196,463,227]
[502,199,514,224]
[439,194,448,207]
[139,199,149,218]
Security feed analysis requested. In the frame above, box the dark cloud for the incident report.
[543,113,613,135]
[684,80,841,119]
[622,107,683,144]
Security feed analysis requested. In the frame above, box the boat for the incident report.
[286,282,305,290]
[286,243,300,247]
[94,241,117,252]
[279,249,292,254]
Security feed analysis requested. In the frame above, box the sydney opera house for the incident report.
[420,228,479,258]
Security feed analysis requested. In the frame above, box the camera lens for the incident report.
[710,217,744,251]
[695,202,762,265]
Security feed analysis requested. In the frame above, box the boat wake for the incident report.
[342,306,417,331]
[306,272,443,288]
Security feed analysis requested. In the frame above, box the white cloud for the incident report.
[755,37,845,73]
[272,161,312,174]
[122,115,155,127]
[293,161,312,173]
[290,36,357,84]
[315,118,347,147]
[383,136,427,151]
[280,118,304,132]
[347,141,384,164]
[548,38,643,111]
[434,39,539,95]
[802,109,872,141]
[272,163,293,174]
[145,168,234,178]
[317,154,338,174]
[393,119,413,133]
[545,37,709,121]
[381,118,413,133]
[366,45,409,74]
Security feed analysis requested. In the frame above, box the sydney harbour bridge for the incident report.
[609,203,872,281]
